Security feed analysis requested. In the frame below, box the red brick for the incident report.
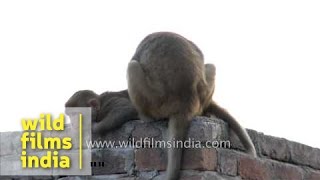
[182,148,217,171]
[135,148,167,171]
[238,155,270,180]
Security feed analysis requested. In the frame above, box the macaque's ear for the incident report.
[88,98,100,110]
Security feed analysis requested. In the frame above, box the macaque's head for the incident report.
[65,90,100,122]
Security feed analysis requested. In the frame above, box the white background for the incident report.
[0,0,319,148]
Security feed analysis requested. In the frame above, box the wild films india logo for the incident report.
[0,107,92,176]
[20,114,72,169]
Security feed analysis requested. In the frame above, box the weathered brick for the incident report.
[179,170,241,180]
[53,150,92,176]
[217,149,238,176]
[94,120,137,147]
[135,148,167,171]
[32,176,58,180]
[135,148,217,171]
[58,177,84,180]
[0,177,29,180]
[89,174,135,180]
[182,148,217,171]
[151,170,241,180]
[239,154,304,180]
[259,135,290,162]
[131,117,228,147]
[247,129,265,157]
[136,170,160,180]
[268,160,304,180]
[131,120,165,145]
[0,131,23,156]
[238,155,270,180]
[58,175,135,180]
[2,116,320,180]
[92,148,134,175]
[187,117,228,143]
[229,129,262,156]
[1,152,53,176]
[184,171,241,180]
[304,170,320,180]
[289,141,320,169]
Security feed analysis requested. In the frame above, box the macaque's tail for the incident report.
[166,115,191,180]
[205,102,257,157]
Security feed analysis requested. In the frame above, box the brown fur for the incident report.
[65,90,138,134]
[127,32,256,180]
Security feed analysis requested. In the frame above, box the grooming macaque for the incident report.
[65,90,138,135]
[127,32,256,180]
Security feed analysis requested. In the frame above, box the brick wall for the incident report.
[1,116,320,180]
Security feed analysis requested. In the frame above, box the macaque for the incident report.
[127,32,256,180]
[65,90,138,135]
